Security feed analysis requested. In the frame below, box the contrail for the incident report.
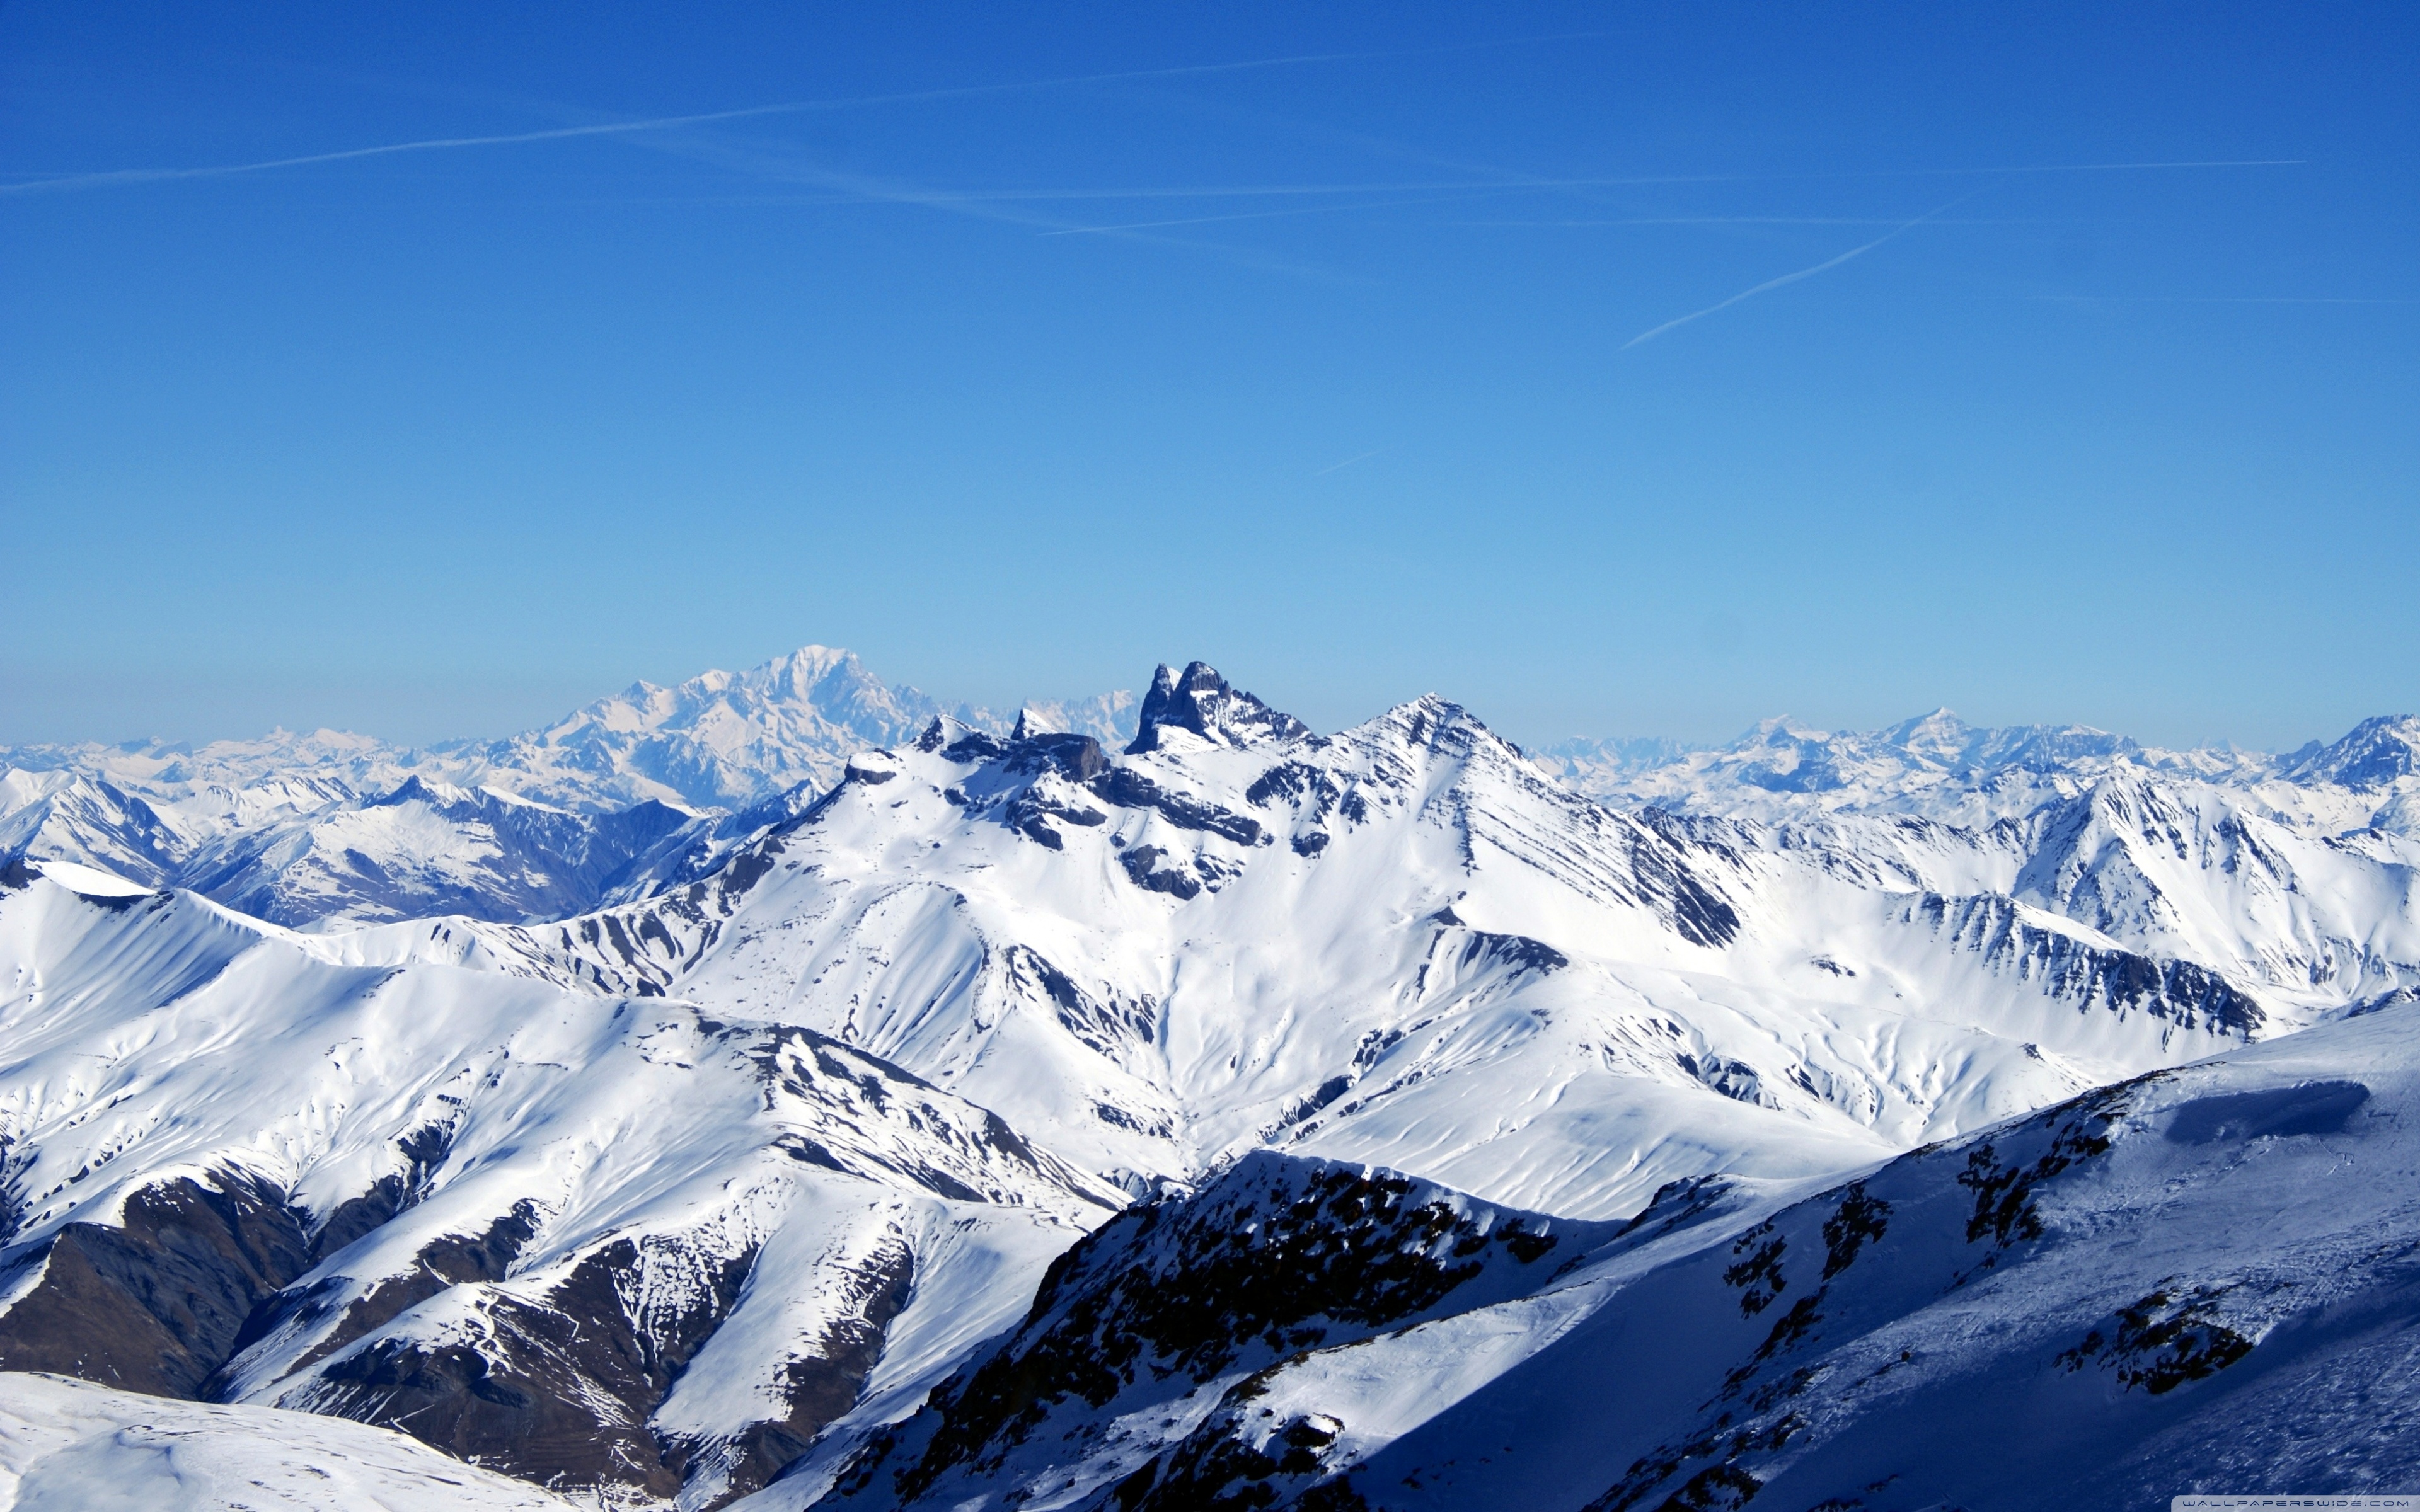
[919,158,2308,205]
[0,110,815,195]
[1450,215,2067,227]
[0,44,2305,207]
[0,33,1618,198]
[1041,192,1492,236]
[2016,294,2419,305]
[1622,193,1974,349]
[1311,448,1385,476]
[565,112,1357,281]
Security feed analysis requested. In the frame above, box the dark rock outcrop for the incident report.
[1908,892,2265,1036]
[1127,663,1308,755]
[676,1240,918,1505]
[0,1172,311,1397]
[824,1154,1582,1509]
[290,1234,753,1502]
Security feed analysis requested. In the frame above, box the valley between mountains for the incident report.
[3,650,2416,1510]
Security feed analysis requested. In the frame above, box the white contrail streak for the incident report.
[1041,192,1492,236]
[1621,193,1971,348]
[2019,294,2419,305]
[0,35,1618,198]
[0,69,2305,205]
[0,110,807,195]
[1311,448,1386,476]
[913,159,2308,206]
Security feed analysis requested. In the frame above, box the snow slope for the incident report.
[486,667,2406,1231]
[429,647,1136,814]
[806,998,2420,1511]
[2,661,2415,1507]
[0,867,1115,1508]
[0,1370,582,1511]
[793,1152,1611,1511]
[9,654,2407,936]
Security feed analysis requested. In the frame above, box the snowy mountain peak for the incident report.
[1876,706,1975,759]
[744,646,921,726]
[437,646,1137,813]
[1364,692,1503,761]
[6,658,2420,1506]
[1126,662,1309,755]
[2289,713,2420,789]
[1744,714,1824,743]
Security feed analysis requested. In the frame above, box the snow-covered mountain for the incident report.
[2,658,2416,1508]
[805,998,2420,1511]
[1,1370,585,1509]
[430,647,1136,814]
[0,864,1117,1508]
[1541,707,2420,834]
[494,667,2410,1229]
[0,647,1138,929]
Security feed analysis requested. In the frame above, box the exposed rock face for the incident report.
[0,871,1117,1510]
[822,1154,1594,1511]
[216,1200,543,1395]
[287,1234,756,1502]
[1127,662,1310,755]
[0,1173,311,1397]
[674,1237,918,1504]
[1,646,1144,928]
[1907,891,2266,1036]
[7,661,2420,1510]
[0,1160,934,1508]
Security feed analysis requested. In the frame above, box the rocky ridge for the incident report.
[1,659,2416,1509]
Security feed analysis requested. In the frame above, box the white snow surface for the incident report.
[495,689,2413,1225]
[1541,706,2420,834]
[1,661,2416,1507]
[0,1370,580,1509]
[1263,1000,2420,1510]
[800,999,2420,1511]
[6,655,2411,935]
[0,869,1115,1507]
[0,648,1138,927]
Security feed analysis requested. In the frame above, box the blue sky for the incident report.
[4,3,2414,751]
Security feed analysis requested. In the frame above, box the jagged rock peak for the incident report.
[1125,663,1308,755]
[914,715,978,753]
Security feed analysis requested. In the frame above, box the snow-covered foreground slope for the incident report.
[0,1370,581,1511]
[804,999,2420,1511]
[0,868,1115,1508]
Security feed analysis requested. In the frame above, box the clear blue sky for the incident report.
[5,3,2414,751]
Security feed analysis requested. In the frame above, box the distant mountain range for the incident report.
[4,645,2412,932]
[1539,706,2420,830]
[2,651,2416,1509]
[0,646,1139,927]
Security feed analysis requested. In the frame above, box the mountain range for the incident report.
[0,648,1139,929]
[1,649,2415,1510]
